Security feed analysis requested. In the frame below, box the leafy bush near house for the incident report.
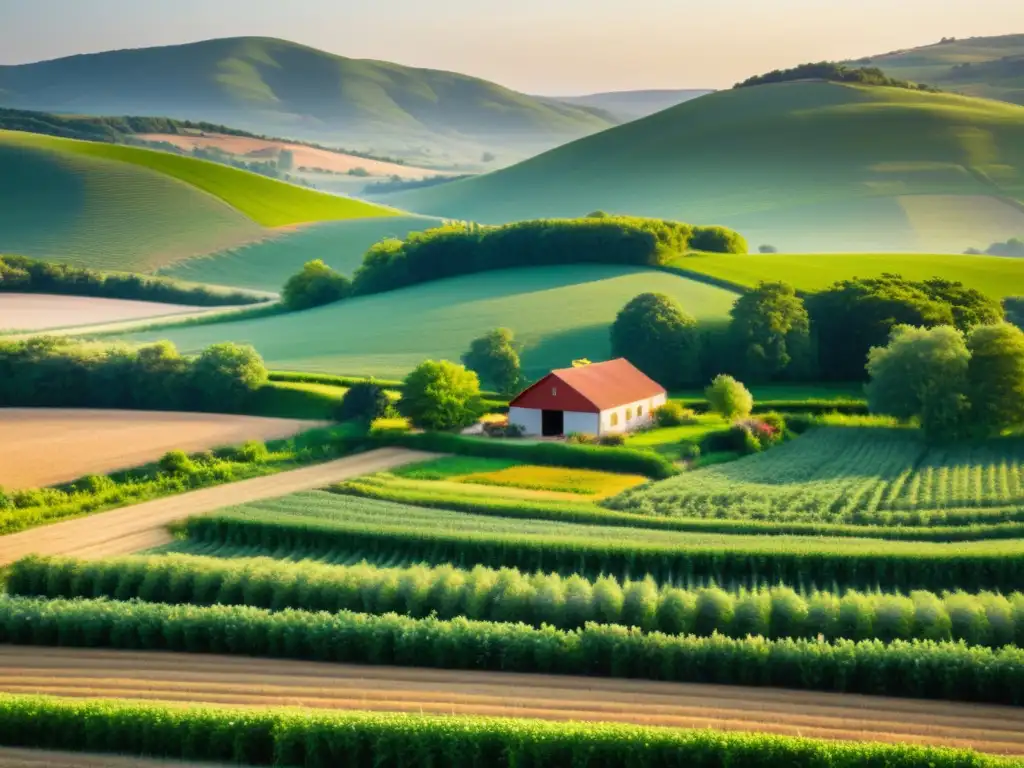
[654,402,698,427]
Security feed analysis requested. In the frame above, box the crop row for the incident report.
[0,695,1004,768]
[13,555,1024,648]
[178,502,1024,592]
[0,596,1022,704]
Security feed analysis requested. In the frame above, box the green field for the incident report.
[119,265,739,377]
[161,215,439,292]
[386,82,1024,252]
[608,427,1024,527]
[674,251,1024,299]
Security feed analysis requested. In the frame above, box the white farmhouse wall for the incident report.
[600,393,667,434]
[508,406,543,436]
[564,411,600,435]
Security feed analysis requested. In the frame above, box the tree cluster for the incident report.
[461,328,523,395]
[0,255,262,307]
[281,260,351,311]
[400,360,482,431]
[351,217,747,296]
[0,338,268,413]
[866,323,1024,440]
[966,237,1024,257]
[734,62,939,92]
[610,293,701,389]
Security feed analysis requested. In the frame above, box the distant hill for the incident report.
[0,37,619,164]
[549,89,713,121]
[0,130,396,271]
[851,34,1024,105]
[384,81,1024,253]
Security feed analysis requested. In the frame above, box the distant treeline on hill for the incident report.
[0,255,266,307]
[363,174,471,196]
[734,62,940,92]
[349,215,748,295]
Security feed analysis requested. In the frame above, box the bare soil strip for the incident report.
[0,448,435,565]
[0,648,1021,756]
[0,294,212,333]
[0,748,233,767]
[0,409,326,489]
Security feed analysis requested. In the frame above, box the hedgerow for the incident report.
[14,554,1024,647]
[0,596,1021,704]
[0,695,1006,767]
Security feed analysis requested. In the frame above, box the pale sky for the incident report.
[1,0,1021,94]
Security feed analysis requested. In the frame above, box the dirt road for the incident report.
[0,448,435,565]
[0,748,233,767]
[0,647,1021,756]
[0,409,327,489]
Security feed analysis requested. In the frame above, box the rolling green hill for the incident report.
[674,252,1024,299]
[119,265,739,377]
[385,81,1024,253]
[0,37,617,164]
[0,130,396,272]
[161,215,442,293]
[855,34,1024,106]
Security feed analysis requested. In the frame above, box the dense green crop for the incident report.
[2,595,1022,704]
[0,694,1009,768]
[15,554,1024,647]
[608,427,1024,526]
[178,492,1024,591]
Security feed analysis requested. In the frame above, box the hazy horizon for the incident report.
[1,0,1021,94]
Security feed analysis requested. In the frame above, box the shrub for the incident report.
[566,432,597,445]
[235,440,269,463]
[400,360,482,431]
[281,259,352,311]
[189,343,269,412]
[599,434,626,447]
[654,402,698,427]
[335,381,391,424]
[758,244,778,253]
[677,442,701,461]
[369,417,411,436]
[690,225,748,254]
[158,450,193,475]
[705,374,753,419]
[73,474,115,495]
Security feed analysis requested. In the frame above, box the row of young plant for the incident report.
[0,695,998,768]
[14,554,1024,648]
[0,596,1021,704]
[181,512,1024,592]
[336,478,1024,542]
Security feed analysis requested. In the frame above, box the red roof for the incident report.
[509,359,666,413]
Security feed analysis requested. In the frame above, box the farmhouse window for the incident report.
[610,412,619,427]
[626,408,633,420]
[638,405,644,417]
[552,387,557,396]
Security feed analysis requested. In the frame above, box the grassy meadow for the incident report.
[385,82,1024,252]
[118,265,740,377]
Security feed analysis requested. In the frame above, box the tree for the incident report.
[705,375,754,419]
[690,226,748,254]
[729,281,812,381]
[966,323,1024,436]
[400,360,481,431]
[189,343,268,412]
[758,244,778,254]
[610,293,700,389]
[461,328,522,395]
[865,325,969,440]
[919,278,1002,331]
[336,381,391,424]
[282,260,351,311]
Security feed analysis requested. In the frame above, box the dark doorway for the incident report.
[542,410,564,437]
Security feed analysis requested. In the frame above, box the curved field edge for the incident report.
[0,130,399,227]
[0,690,1019,764]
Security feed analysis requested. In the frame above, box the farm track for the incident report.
[0,748,234,767]
[0,448,436,565]
[1,647,1023,756]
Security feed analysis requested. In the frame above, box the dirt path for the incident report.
[0,294,209,333]
[0,409,328,489]
[0,448,435,565]
[0,648,1022,756]
[0,748,234,767]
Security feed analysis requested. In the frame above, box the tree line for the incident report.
[0,337,268,413]
[734,62,939,92]
[0,255,265,306]
[280,215,748,310]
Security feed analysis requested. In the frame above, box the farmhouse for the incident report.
[508,358,666,437]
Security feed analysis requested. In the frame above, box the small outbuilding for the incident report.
[507,358,667,437]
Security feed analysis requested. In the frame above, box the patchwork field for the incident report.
[0,130,397,273]
[0,409,319,488]
[0,294,211,332]
[119,265,740,378]
[608,426,1024,527]
[160,215,440,293]
[675,251,1024,299]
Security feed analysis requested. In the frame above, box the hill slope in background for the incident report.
[385,81,1024,252]
[856,34,1024,106]
[0,37,618,164]
[0,130,396,271]
[550,89,714,121]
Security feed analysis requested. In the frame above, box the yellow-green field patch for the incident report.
[458,465,648,497]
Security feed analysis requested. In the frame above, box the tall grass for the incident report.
[14,554,1024,647]
[1,596,1022,704]
[0,695,1007,768]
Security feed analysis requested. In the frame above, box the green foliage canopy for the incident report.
[729,281,812,381]
[610,293,700,389]
[400,360,482,431]
[967,323,1024,436]
[281,259,351,311]
[335,381,391,424]
[705,374,754,419]
[461,328,522,395]
[735,62,939,92]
